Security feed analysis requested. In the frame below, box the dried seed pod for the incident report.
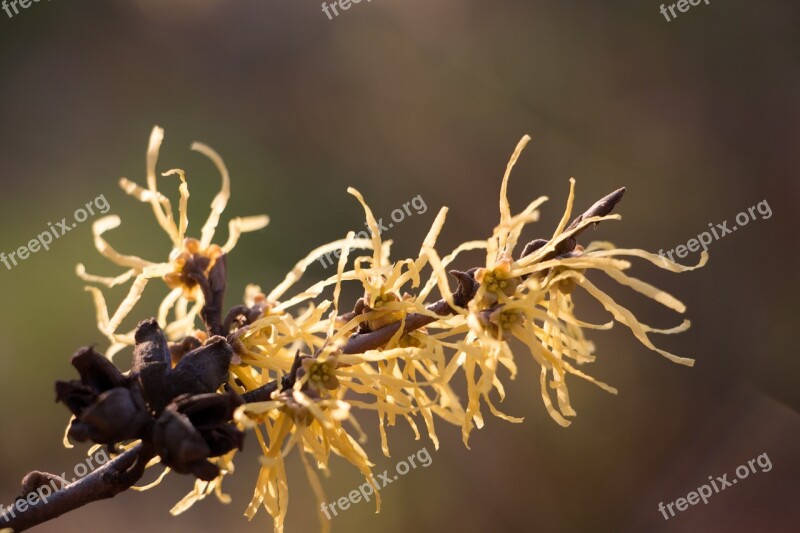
[168,336,234,399]
[56,347,150,445]
[66,387,150,444]
[131,319,171,412]
[169,335,204,366]
[130,320,233,412]
[152,392,244,481]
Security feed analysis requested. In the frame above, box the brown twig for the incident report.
[192,254,228,337]
[0,444,149,532]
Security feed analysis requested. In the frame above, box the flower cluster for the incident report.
[59,128,705,533]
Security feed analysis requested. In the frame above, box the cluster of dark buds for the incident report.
[53,253,248,482]
[56,318,243,481]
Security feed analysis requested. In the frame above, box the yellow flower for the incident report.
[453,136,707,430]
[473,254,520,305]
[231,186,466,474]
[162,237,225,299]
[76,126,268,357]
[237,390,379,533]
[299,355,340,391]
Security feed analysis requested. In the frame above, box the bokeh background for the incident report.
[1,1,798,532]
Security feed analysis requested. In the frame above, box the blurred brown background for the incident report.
[1,1,798,532]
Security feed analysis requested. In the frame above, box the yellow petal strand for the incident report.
[171,480,209,516]
[144,126,180,245]
[409,206,448,276]
[157,287,183,325]
[119,175,163,203]
[540,366,571,427]
[559,358,618,395]
[132,466,171,491]
[106,263,175,334]
[643,319,691,335]
[578,277,695,366]
[419,240,487,301]
[299,449,331,533]
[347,187,383,266]
[62,416,75,448]
[501,197,546,255]
[222,215,270,253]
[421,245,464,314]
[499,134,532,229]
[191,141,231,250]
[161,169,190,241]
[485,393,524,423]
[591,248,709,272]
[244,464,269,520]
[268,237,373,302]
[75,263,136,288]
[552,177,576,237]
[275,458,289,532]
[333,231,356,318]
[90,216,153,269]
[603,268,686,313]
[385,314,407,350]
[553,371,576,417]
[83,286,111,339]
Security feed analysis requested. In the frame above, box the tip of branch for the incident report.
[608,186,626,204]
[590,187,626,218]
[566,186,627,232]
